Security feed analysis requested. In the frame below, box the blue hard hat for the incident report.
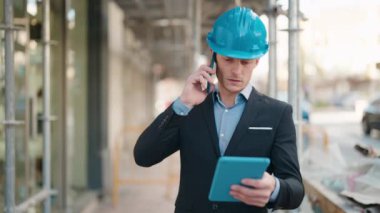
[207,7,269,59]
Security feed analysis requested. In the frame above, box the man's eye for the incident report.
[242,60,256,65]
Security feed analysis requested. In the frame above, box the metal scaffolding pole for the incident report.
[186,0,194,73]
[15,190,57,212]
[268,0,278,98]
[3,0,16,211]
[288,0,303,162]
[43,0,52,212]
[194,0,201,58]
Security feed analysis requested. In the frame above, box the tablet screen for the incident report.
[208,156,270,202]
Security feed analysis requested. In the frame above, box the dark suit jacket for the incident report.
[134,87,304,212]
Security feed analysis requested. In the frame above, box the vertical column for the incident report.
[87,0,106,192]
[186,0,194,73]
[193,0,201,69]
[288,0,303,162]
[4,0,16,211]
[43,0,52,212]
[58,0,68,208]
[268,0,277,98]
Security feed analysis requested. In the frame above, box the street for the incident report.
[310,109,380,156]
[302,109,380,212]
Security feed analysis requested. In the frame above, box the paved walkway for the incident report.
[93,142,314,213]
[93,143,180,213]
[90,111,367,213]
[94,184,176,213]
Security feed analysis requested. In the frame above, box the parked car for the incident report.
[362,97,380,135]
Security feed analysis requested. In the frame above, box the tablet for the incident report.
[208,156,270,202]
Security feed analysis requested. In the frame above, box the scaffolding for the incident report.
[42,0,53,211]
[2,0,17,211]
[1,0,55,212]
[267,0,278,98]
[287,0,303,162]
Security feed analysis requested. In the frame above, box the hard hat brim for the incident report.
[207,37,269,60]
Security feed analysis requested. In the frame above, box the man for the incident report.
[134,6,304,212]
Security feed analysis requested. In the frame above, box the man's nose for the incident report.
[232,61,243,75]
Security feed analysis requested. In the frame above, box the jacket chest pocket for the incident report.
[247,129,273,136]
[234,130,273,156]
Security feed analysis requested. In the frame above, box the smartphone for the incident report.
[206,52,217,93]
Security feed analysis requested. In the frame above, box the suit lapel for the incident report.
[201,93,221,157]
[224,88,263,156]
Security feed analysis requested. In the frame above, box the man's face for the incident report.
[215,54,259,95]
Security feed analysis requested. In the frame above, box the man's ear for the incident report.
[209,49,214,59]
[255,58,260,65]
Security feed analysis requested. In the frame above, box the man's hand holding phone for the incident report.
[179,64,216,109]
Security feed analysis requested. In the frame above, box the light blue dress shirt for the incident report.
[172,84,280,202]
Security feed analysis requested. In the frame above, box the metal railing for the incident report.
[15,190,57,213]
[111,124,179,206]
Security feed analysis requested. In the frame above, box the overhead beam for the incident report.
[126,9,163,18]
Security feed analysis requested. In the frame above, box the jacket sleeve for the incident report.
[268,105,305,210]
[134,105,184,167]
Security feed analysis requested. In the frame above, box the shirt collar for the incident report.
[240,84,252,100]
[214,83,252,106]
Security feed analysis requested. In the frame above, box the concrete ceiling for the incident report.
[114,0,269,78]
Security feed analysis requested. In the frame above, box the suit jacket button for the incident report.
[212,204,218,210]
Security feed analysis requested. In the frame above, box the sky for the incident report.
[254,0,380,81]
